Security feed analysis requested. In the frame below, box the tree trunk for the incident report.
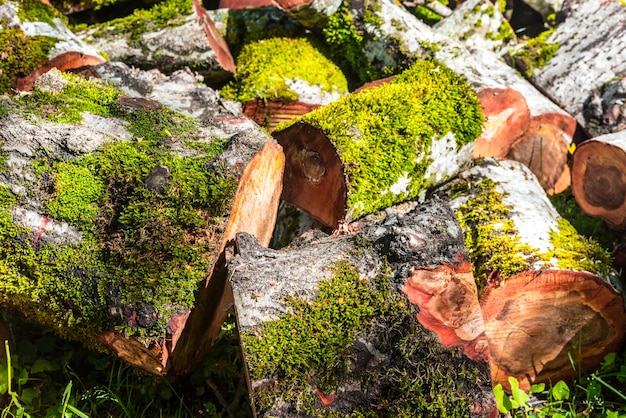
[229,199,496,417]
[326,0,577,193]
[0,0,106,93]
[521,0,626,136]
[271,58,484,228]
[438,158,626,391]
[571,131,626,229]
[75,0,235,85]
[0,67,283,377]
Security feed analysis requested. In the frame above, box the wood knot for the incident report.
[300,149,326,184]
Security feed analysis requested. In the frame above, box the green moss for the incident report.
[1,74,236,347]
[487,20,515,43]
[0,210,107,349]
[73,0,192,41]
[45,162,104,230]
[242,261,388,386]
[18,0,67,25]
[219,37,348,103]
[544,218,613,277]
[242,258,485,416]
[322,3,382,84]
[455,177,614,292]
[455,178,536,291]
[19,71,200,142]
[282,59,483,219]
[0,186,16,209]
[412,5,443,25]
[19,71,121,123]
[0,28,57,94]
[511,29,559,77]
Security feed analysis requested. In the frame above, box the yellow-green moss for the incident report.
[219,37,348,103]
[543,218,613,278]
[280,59,483,220]
[0,186,15,209]
[242,258,485,416]
[19,71,201,143]
[511,29,559,77]
[455,178,614,291]
[322,2,382,84]
[18,0,67,25]
[455,178,536,290]
[0,28,57,94]
[1,74,236,347]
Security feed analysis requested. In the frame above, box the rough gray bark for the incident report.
[528,0,626,135]
[77,8,233,85]
[0,66,278,376]
[229,199,494,417]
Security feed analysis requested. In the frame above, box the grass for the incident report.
[495,350,626,417]
[0,313,252,418]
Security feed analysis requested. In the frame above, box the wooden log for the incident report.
[0,68,284,377]
[571,131,626,230]
[519,0,626,136]
[438,158,625,391]
[219,36,348,131]
[229,199,496,417]
[0,0,106,93]
[481,269,626,392]
[434,0,516,54]
[75,0,235,85]
[316,0,577,193]
[271,58,484,228]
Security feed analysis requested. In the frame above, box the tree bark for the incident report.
[571,131,626,229]
[76,1,234,85]
[0,67,283,377]
[229,198,495,417]
[438,158,626,391]
[523,0,626,136]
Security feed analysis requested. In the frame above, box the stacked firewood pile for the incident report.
[1,0,625,416]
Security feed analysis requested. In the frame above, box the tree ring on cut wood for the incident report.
[481,269,626,392]
[273,122,347,228]
[571,139,626,228]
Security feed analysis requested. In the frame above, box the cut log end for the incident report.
[402,253,488,361]
[572,139,626,229]
[506,121,570,194]
[272,122,347,229]
[481,269,626,392]
[17,52,106,92]
[473,88,530,159]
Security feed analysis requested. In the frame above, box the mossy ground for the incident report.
[241,259,488,417]
[280,59,483,220]
[219,37,348,103]
[0,72,237,348]
[452,176,613,292]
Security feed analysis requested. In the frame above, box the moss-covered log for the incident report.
[0,68,284,377]
[571,131,626,229]
[220,36,348,131]
[0,0,106,93]
[439,158,625,391]
[315,0,576,193]
[272,58,484,229]
[75,0,234,85]
[229,199,495,417]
